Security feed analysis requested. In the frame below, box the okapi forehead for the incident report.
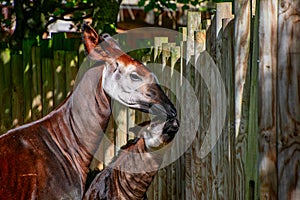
[117,54,151,75]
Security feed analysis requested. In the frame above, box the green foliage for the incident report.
[138,0,206,12]
[0,0,121,51]
[138,0,231,12]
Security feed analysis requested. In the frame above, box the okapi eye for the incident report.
[113,62,119,73]
[130,72,142,81]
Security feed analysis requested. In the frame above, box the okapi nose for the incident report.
[163,118,180,141]
[168,118,179,133]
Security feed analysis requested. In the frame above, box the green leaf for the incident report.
[144,3,154,12]
[53,8,64,16]
[177,0,189,3]
[65,1,75,8]
[191,0,199,6]
[3,19,11,26]
[167,2,177,11]
[138,0,146,7]
[182,4,189,10]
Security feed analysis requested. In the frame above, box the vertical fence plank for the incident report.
[53,49,66,107]
[245,7,260,200]
[234,0,251,199]
[53,33,67,107]
[186,11,201,200]
[215,3,234,199]
[258,0,278,199]
[193,30,206,199]
[31,46,42,120]
[114,102,128,153]
[221,19,235,199]
[0,48,11,133]
[179,40,187,200]
[22,39,35,122]
[65,51,79,95]
[11,53,24,127]
[170,45,181,200]
[203,13,217,200]
[41,40,54,116]
[277,1,300,199]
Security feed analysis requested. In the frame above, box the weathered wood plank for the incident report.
[185,11,201,200]
[0,48,12,133]
[22,39,35,123]
[214,3,234,199]
[41,57,54,116]
[234,0,251,199]
[179,40,187,200]
[103,115,115,168]
[245,8,260,200]
[53,50,66,107]
[277,0,300,199]
[234,0,251,136]
[31,46,42,121]
[186,11,201,64]
[221,19,235,200]
[11,54,24,127]
[65,51,78,95]
[113,102,128,153]
[258,0,278,199]
[170,46,180,200]
[193,30,206,199]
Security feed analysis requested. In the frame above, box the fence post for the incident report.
[11,53,24,127]
[234,0,252,199]
[52,33,67,107]
[41,40,54,116]
[258,0,278,199]
[193,29,206,199]
[0,47,11,133]
[185,11,202,200]
[277,1,300,199]
[22,39,36,123]
[221,18,235,199]
[31,45,42,121]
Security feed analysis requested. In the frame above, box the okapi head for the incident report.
[82,23,177,119]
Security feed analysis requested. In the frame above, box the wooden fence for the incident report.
[1,1,300,199]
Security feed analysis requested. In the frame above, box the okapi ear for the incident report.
[82,23,100,55]
[82,23,112,61]
[129,126,143,135]
[129,121,151,136]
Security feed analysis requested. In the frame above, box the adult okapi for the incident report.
[0,23,177,199]
[83,117,179,200]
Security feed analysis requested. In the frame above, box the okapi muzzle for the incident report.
[138,83,177,119]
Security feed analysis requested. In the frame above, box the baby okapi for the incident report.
[83,117,179,200]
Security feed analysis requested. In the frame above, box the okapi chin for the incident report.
[83,117,179,200]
